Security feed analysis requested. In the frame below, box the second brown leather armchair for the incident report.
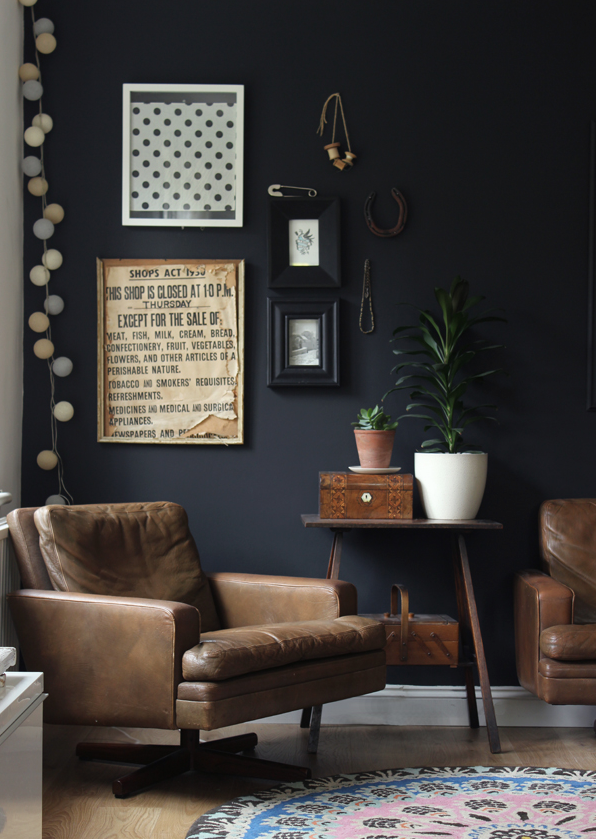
[8,501,387,797]
[515,498,596,712]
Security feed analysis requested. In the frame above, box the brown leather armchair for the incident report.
[7,501,386,797]
[514,498,596,714]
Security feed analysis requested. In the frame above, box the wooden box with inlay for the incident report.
[319,472,413,520]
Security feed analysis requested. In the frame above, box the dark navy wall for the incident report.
[21,0,596,685]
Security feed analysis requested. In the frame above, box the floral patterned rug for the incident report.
[185,766,596,839]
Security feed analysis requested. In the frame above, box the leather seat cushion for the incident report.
[33,501,220,631]
[540,624,596,660]
[178,650,386,701]
[538,657,596,679]
[182,615,386,681]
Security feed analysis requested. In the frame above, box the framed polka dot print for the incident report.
[122,84,244,227]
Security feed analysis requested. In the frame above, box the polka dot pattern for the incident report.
[129,100,237,215]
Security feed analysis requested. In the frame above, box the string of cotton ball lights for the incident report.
[20,0,73,506]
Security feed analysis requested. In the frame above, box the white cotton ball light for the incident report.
[19,63,39,82]
[33,338,54,359]
[53,401,74,422]
[36,33,56,54]
[45,494,67,505]
[37,450,58,470]
[42,249,62,270]
[22,156,42,177]
[28,312,50,333]
[44,295,64,315]
[52,356,72,377]
[30,265,50,286]
[32,113,53,133]
[24,126,45,148]
[22,80,43,101]
[27,177,48,196]
[44,204,64,224]
[33,218,54,240]
[34,18,54,37]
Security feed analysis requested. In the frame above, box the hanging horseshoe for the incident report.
[364,188,408,238]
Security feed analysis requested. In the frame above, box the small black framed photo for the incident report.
[267,298,339,386]
[267,197,340,288]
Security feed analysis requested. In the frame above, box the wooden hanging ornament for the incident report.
[316,93,357,170]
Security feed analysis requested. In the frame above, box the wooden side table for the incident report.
[301,515,503,754]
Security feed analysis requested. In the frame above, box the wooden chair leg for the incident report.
[79,729,310,797]
[77,742,180,765]
[194,747,311,781]
[300,707,313,728]
[307,704,323,754]
[113,748,191,797]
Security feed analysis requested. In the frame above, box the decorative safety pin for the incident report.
[268,184,317,198]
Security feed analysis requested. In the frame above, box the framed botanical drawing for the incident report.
[98,258,244,443]
[267,298,339,386]
[268,197,340,288]
[122,84,244,227]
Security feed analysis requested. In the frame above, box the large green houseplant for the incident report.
[385,276,505,519]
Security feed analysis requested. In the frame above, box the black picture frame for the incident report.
[267,298,339,386]
[267,197,340,288]
[588,121,596,409]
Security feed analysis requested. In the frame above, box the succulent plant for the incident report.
[352,405,398,431]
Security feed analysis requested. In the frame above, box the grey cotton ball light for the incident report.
[45,495,67,505]
[52,356,73,377]
[23,80,43,101]
[22,156,42,177]
[44,295,64,315]
[33,218,54,239]
[33,17,54,36]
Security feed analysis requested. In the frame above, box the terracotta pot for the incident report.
[354,429,396,468]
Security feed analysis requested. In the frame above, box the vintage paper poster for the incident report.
[97,258,244,444]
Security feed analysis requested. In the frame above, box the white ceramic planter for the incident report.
[414,452,488,520]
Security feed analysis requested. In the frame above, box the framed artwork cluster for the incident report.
[267,197,341,387]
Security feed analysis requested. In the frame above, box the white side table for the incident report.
[0,672,46,839]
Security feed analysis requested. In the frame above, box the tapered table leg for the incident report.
[326,530,344,579]
[307,704,323,754]
[452,532,501,753]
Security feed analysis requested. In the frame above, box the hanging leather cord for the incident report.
[316,93,352,152]
[359,259,374,334]
[364,188,408,238]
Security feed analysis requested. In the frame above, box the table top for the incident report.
[301,514,503,530]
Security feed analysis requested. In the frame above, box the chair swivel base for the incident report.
[76,730,312,798]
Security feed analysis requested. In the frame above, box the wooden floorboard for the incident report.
[42,723,596,839]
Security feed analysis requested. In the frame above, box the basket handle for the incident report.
[390,583,409,662]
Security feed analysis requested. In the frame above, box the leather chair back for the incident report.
[540,498,596,623]
[6,507,53,590]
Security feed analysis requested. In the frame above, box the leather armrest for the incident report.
[8,589,200,729]
[207,572,358,627]
[514,569,574,696]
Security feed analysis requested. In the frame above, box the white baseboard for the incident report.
[254,685,596,728]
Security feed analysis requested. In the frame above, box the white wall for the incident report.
[0,2,23,512]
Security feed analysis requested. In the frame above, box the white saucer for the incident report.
[348,466,402,474]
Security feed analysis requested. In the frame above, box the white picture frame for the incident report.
[122,83,244,228]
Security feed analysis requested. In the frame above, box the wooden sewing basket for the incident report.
[360,584,459,665]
